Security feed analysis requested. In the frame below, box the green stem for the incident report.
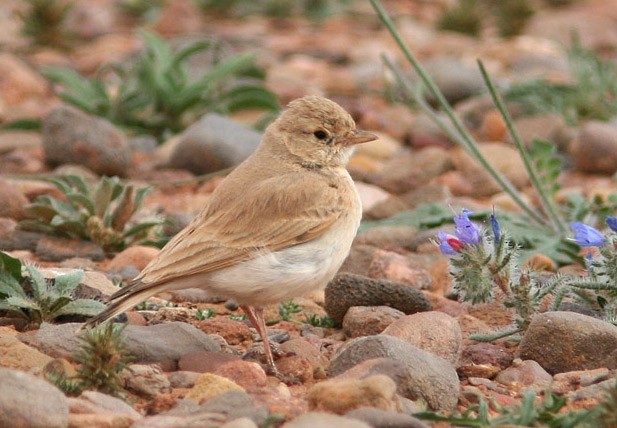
[370,0,547,226]
[568,281,616,291]
[477,60,566,234]
[469,327,522,342]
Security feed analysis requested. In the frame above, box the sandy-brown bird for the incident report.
[85,95,377,375]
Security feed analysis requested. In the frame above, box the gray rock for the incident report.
[121,364,171,397]
[39,268,120,300]
[220,418,258,428]
[283,412,371,428]
[42,105,131,176]
[68,390,141,419]
[328,335,459,411]
[343,306,406,338]
[494,360,552,393]
[346,407,429,428]
[199,391,268,425]
[0,177,28,220]
[325,273,432,324]
[0,368,69,428]
[131,413,228,428]
[517,311,617,374]
[35,236,105,262]
[570,121,617,174]
[422,57,484,104]
[0,228,45,251]
[123,322,222,370]
[167,371,202,388]
[382,311,463,366]
[18,322,221,370]
[168,113,262,174]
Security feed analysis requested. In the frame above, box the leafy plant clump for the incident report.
[72,322,133,396]
[0,252,105,328]
[506,39,617,124]
[20,175,161,253]
[43,30,280,141]
[19,0,73,48]
[437,0,483,37]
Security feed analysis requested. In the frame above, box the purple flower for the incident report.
[607,216,617,233]
[454,209,482,244]
[490,211,501,243]
[438,232,463,255]
[571,222,606,247]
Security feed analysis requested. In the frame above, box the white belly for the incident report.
[169,210,360,307]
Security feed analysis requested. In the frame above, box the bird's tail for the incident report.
[82,281,168,330]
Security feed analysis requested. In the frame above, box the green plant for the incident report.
[45,369,82,396]
[196,308,215,320]
[494,0,534,38]
[437,0,483,37]
[19,0,73,48]
[278,300,301,321]
[416,390,597,427]
[118,0,165,20]
[20,175,161,252]
[304,313,336,328]
[74,322,133,395]
[0,256,105,328]
[229,313,248,321]
[506,39,617,125]
[197,0,351,20]
[43,31,279,141]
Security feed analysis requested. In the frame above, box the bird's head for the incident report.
[266,95,377,168]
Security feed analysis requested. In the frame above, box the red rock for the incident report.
[196,318,252,346]
[107,246,160,271]
[213,360,268,389]
[178,351,240,373]
[275,355,313,384]
[368,249,432,289]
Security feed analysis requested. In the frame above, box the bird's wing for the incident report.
[110,171,349,300]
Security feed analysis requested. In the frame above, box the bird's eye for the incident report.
[313,130,328,140]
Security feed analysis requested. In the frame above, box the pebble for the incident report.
[35,236,105,262]
[167,113,262,174]
[452,143,530,197]
[195,318,253,346]
[494,359,553,394]
[328,335,460,411]
[367,249,432,289]
[106,245,160,272]
[167,371,202,388]
[346,407,430,428]
[18,322,221,371]
[552,367,611,395]
[211,360,268,389]
[39,267,120,300]
[324,273,432,324]
[198,390,269,425]
[517,311,617,374]
[42,105,132,177]
[570,120,617,174]
[131,412,227,428]
[282,412,371,428]
[0,177,28,220]
[178,351,241,373]
[185,373,245,404]
[382,311,463,366]
[422,56,485,104]
[68,390,141,419]
[0,326,53,370]
[308,375,400,414]
[371,147,452,194]
[354,181,392,213]
[220,418,259,428]
[121,364,172,397]
[343,306,406,338]
[354,226,419,251]
[0,368,69,428]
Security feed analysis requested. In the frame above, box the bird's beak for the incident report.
[337,129,378,146]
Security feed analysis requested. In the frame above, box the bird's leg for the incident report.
[240,305,280,376]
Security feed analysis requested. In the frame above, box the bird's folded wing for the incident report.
[111,173,346,299]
